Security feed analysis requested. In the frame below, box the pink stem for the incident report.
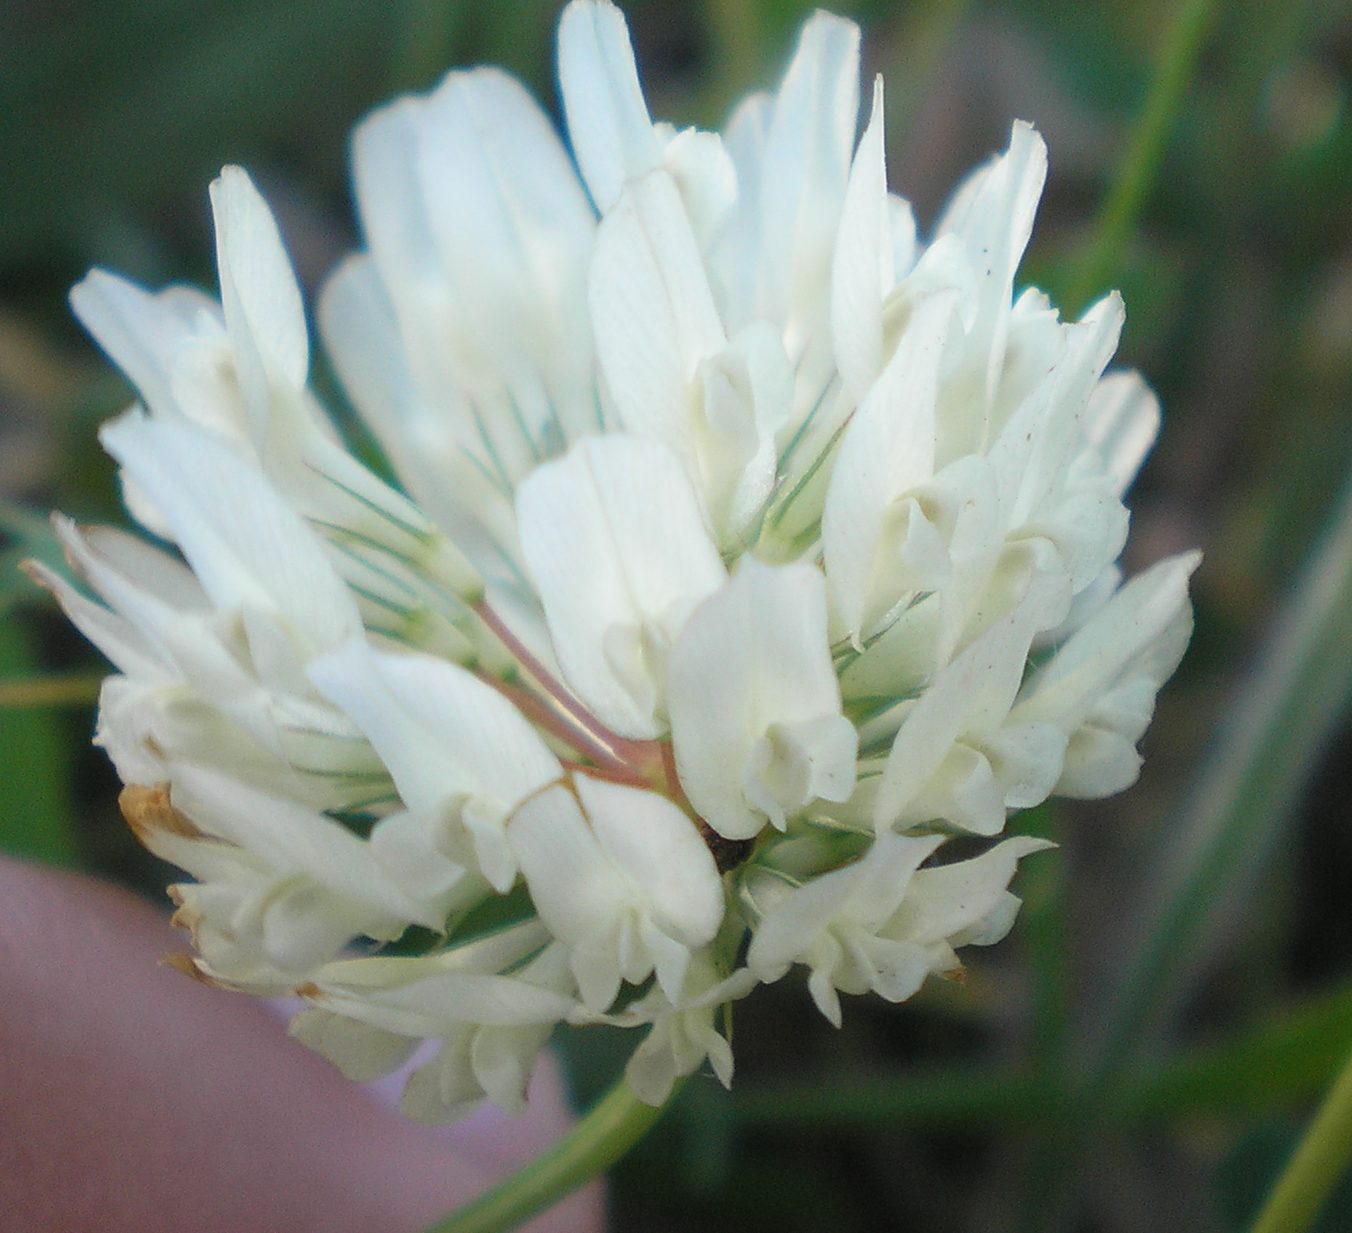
[474,601,665,781]
[484,677,628,774]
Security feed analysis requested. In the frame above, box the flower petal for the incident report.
[821,291,954,638]
[589,171,727,469]
[99,412,362,657]
[874,573,1064,833]
[209,166,309,420]
[574,774,724,952]
[308,640,562,891]
[516,434,724,737]
[831,75,890,399]
[670,556,856,839]
[557,0,663,212]
[758,11,861,328]
[510,775,721,1010]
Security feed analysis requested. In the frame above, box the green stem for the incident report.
[1249,1043,1352,1233]
[422,1078,682,1233]
[1060,0,1220,314]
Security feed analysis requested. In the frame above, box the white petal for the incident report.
[317,256,411,451]
[23,555,169,684]
[414,69,598,440]
[168,763,432,928]
[934,121,1046,411]
[998,294,1127,531]
[748,832,940,983]
[318,256,519,588]
[759,11,861,325]
[574,774,724,952]
[417,68,595,300]
[986,721,1069,809]
[821,292,953,637]
[558,0,662,211]
[307,641,562,890]
[319,968,574,1030]
[1082,370,1161,495]
[905,743,1005,835]
[289,1008,418,1081]
[620,961,756,1105]
[1013,551,1200,731]
[45,518,298,754]
[69,270,221,423]
[516,435,724,737]
[472,1022,556,1115]
[351,98,447,365]
[1057,721,1145,798]
[715,91,773,327]
[511,776,721,1009]
[831,75,890,399]
[874,577,1058,832]
[400,1036,484,1122]
[891,835,1053,945]
[99,412,362,655]
[670,557,856,840]
[691,320,795,545]
[660,125,738,253]
[209,166,309,424]
[510,782,630,1007]
[589,170,727,468]
[364,810,475,909]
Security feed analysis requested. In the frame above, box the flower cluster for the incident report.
[40,1,1196,1120]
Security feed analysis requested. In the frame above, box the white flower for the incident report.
[293,925,577,1121]
[118,766,441,992]
[511,773,725,1012]
[746,833,1052,1026]
[307,639,563,893]
[669,556,857,839]
[871,572,1072,836]
[573,953,760,1105]
[515,434,725,738]
[43,0,1197,1120]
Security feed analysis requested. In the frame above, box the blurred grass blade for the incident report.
[1019,466,1352,1228]
[729,977,1352,1134]
[1130,982,1352,1122]
[731,1066,1041,1130]
[0,500,62,617]
[1089,465,1352,1093]
[1249,1041,1352,1233]
[1018,805,1072,1097]
[1060,0,1220,314]
[0,673,103,709]
[0,620,79,865]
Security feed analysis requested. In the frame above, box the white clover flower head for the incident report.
[41,0,1199,1120]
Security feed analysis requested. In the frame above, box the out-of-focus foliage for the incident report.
[2,1,1350,1230]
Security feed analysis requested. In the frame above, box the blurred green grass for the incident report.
[2,1,1351,1230]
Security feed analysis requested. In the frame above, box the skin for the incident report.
[0,856,603,1233]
